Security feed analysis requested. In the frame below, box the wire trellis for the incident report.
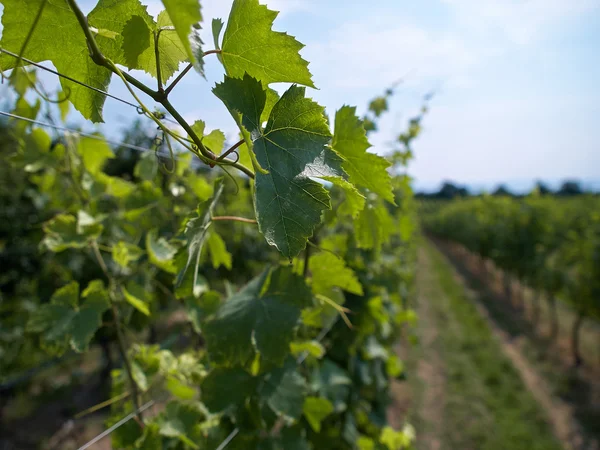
[0,110,184,161]
[0,47,180,125]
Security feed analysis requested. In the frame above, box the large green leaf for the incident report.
[220,0,314,87]
[332,106,395,204]
[27,281,110,355]
[310,252,363,295]
[214,75,344,257]
[203,266,312,367]
[0,0,113,122]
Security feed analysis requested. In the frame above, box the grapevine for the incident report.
[0,0,428,448]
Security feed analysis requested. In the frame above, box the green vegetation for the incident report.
[0,0,429,448]
[419,241,563,450]
[422,195,600,366]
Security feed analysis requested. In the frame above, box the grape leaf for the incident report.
[89,0,187,81]
[0,0,111,122]
[212,18,224,51]
[203,266,312,367]
[146,230,178,274]
[355,202,394,251]
[77,135,114,175]
[310,252,363,295]
[207,231,232,270]
[260,360,307,420]
[332,106,395,204]
[160,0,203,70]
[190,120,225,154]
[290,340,325,359]
[323,176,366,218]
[42,213,103,252]
[214,75,344,257]
[157,402,203,449]
[122,282,151,316]
[303,397,334,432]
[185,291,220,333]
[27,281,110,355]
[201,367,257,413]
[177,180,225,289]
[221,0,314,87]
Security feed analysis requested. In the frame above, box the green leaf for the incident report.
[89,0,187,82]
[302,397,333,432]
[27,281,109,355]
[355,201,394,251]
[190,120,225,154]
[290,340,325,359]
[57,90,70,121]
[332,106,395,204]
[214,75,343,258]
[10,68,36,96]
[260,360,307,420]
[0,0,112,122]
[134,152,159,181]
[203,266,312,367]
[310,252,363,295]
[93,28,119,39]
[212,18,224,50]
[177,180,224,288]
[122,282,151,316]
[207,231,232,270]
[201,367,256,413]
[131,360,149,391]
[161,0,203,69]
[185,291,220,333]
[204,130,226,155]
[369,96,388,117]
[11,127,62,172]
[146,230,178,274]
[77,135,115,174]
[324,176,366,218]
[380,425,414,450]
[42,213,103,252]
[221,0,314,87]
[158,401,203,449]
[166,375,196,400]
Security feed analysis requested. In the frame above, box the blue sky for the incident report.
[1,0,599,191]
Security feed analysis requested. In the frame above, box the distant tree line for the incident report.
[416,180,594,200]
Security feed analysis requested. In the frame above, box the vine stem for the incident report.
[65,0,254,178]
[217,139,244,162]
[212,216,257,224]
[91,242,144,424]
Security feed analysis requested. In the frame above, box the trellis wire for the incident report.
[76,400,155,450]
[0,110,183,160]
[0,47,180,125]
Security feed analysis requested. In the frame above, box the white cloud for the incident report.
[442,0,600,45]
[306,18,477,90]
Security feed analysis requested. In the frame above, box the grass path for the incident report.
[409,240,564,450]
